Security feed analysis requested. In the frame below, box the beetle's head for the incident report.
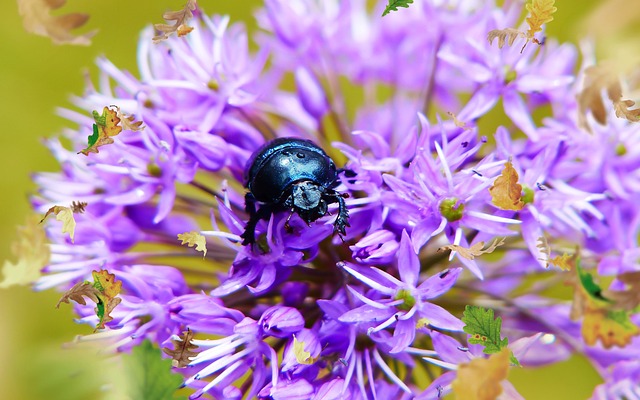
[292,181,327,221]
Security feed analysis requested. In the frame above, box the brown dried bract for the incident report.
[604,271,640,311]
[70,201,88,214]
[578,64,621,128]
[56,281,100,308]
[536,236,551,267]
[438,237,505,261]
[525,0,556,42]
[614,99,640,122]
[0,215,49,288]
[17,0,96,45]
[153,0,198,43]
[487,28,524,49]
[578,64,640,131]
[486,0,556,52]
[451,349,511,400]
[163,329,199,368]
[117,110,145,132]
[489,161,525,211]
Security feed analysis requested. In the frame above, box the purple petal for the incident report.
[520,212,547,268]
[259,305,305,338]
[259,378,314,400]
[419,302,464,331]
[106,183,156,205]
[417,267,462,299]
[175,129,229,171]
[247,263,277,294]
[457,85,499,121]
[312,379,345,400]
[295,67,328,119]
[503,90,538,141]
[430,330,472,364]
[154,184,176,223]
[389,318,416,353]
[339,304,394,324]
[416,371,456,399]
[352,130,391,158]
[411,216,445,253]
[317,299,349,320]
[398,230,419,286]
[500,380,526,400]
[393,127,418,164]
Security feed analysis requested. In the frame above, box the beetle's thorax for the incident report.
[291,181,323,210]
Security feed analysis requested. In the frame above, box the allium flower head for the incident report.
[18,0,640,399]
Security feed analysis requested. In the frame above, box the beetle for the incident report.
[241,137,350,246]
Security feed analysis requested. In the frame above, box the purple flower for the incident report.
[592,360,640,400]
[260,306,306,338]
[28,0,640,399]
[185,316,278,399]
[340,231,463,353]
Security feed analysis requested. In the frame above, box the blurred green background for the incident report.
[0,0,628,399]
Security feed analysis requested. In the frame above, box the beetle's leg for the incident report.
[284,208,296,233]
[241,203,274,246]
[335,168,358,187]
[244,192,257,215]
[325,190,350,239]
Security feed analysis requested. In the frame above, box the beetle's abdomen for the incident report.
[250,149,336,203]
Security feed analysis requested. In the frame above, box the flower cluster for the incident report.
[30,0,640,399]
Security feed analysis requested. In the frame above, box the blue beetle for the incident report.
[241,137,350,246]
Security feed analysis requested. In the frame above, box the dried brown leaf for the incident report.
[153,0,198,43]
[92,270,122,299]
[69,201,88,214]
[177,231,207,258]
[548,253,573,271]
[614,99,640,122]
[536,236,551,267]
[446,111,471,130]
[489,161,524,211]
[0,215,49,288]
[117,110,145,132]
[565,259,640,348]
[451,348,511,400]
[604,272,640,311]
[577,63,640,131]
[163,329,199,368]
[95,297,122,330]
[17,0,96,45]
[525,0,556,41]
[78,107,123,156]
[293,335,318,365]
[578,65,620,128]
[582,306,640,349]
[438,237,505,261]
[487,28,524,49]
[91,269,122,330]
[41,205,75,242]
[56,281,100,308]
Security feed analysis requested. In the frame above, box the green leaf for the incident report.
[576,258,609,302]
[382,0,414,16]
[607,309,636,328]
[92,108,108,126]
[509,352,521,367]
[123,340,185,400]
[86,124,100,148]
[462,305,520,366]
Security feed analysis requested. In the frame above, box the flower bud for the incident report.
[259,306,305,338]
[295,67,328,119]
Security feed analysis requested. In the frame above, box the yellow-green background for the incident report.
[0,0,628,398]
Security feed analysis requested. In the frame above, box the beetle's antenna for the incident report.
[284,209,295,233]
